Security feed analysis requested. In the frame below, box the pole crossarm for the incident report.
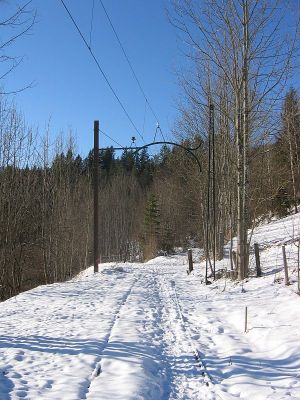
[107,140,202,172]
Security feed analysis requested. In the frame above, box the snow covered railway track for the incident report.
[155,269,224,400]
[171,279,214,384]
[83,273,140,399]
[158,277,212,383]
[85,269,170,399]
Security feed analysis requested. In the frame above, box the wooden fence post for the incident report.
[254,243,262,277]
[188,249,193,274]
[244,306,248,333]
[282,245,290,285]
[94,120,99,273]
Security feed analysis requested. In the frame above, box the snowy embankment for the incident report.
[0,214,300,399]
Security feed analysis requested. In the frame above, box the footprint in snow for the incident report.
[15,390,27,398]
[211,326,224,334]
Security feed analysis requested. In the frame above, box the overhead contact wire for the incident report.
[99,0,166,142]
[89,0,95,48]
[59,0,145,143]
[100,130,124,148]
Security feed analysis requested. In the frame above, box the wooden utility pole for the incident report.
[205,104,213,284]
[211,104,216,280]
[94,120,99,273]
[238,0,250,281]
[242,0,250,279]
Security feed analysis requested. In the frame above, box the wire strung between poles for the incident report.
[59,0,145,144]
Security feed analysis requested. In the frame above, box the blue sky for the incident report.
[2,0,184,156]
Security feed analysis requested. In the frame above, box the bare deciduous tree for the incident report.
[169,0,299,279]
[0,0,35,93]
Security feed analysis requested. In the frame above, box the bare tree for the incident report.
[0,0,35,93]
[0,97,37,299]
[170,0,299,280]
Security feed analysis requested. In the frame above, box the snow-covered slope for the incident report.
[0,213,300,399]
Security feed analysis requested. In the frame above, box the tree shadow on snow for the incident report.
[98,340,205,398]
[204,351,300,390]
[0,335,106,356]
[0,371,14,400]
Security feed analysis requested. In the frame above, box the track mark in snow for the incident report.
[86,270,170,400]
[171,279,214,384]
[83,274,139,399]
[155,270,221,400]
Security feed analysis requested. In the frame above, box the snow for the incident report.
[1,213,300,399]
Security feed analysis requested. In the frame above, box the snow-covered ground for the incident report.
[0,213,300,399]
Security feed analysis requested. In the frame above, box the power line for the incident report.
[154,123,159,142]
[89,0,95,48]
[153,122,166,142]
[142,99,148,138]
[59,0,145,144]
[98,0,166,142]
[157,124,166,142]
[100,129,124,148]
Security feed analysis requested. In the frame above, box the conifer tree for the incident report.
[160,223,174,254]
[143,194,160,259]
[121,148,135,172]
[277,89,300,212]
[144,194,160,236]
